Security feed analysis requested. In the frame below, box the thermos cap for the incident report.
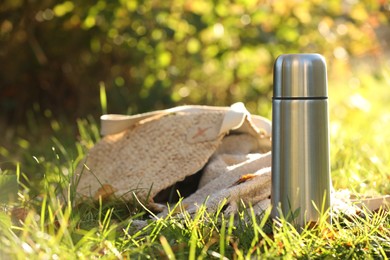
[273,53,328,98]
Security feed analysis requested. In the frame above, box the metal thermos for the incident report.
[271,54,331,227]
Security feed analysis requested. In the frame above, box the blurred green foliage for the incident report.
[0,0,388,123]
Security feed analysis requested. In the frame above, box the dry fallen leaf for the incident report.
[93,184,117,201]
[11,207,29,223]
[231,173,257,186]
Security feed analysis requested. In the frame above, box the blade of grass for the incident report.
[219,214,226,257]
[99,81,107,115]
[160,235,176,260]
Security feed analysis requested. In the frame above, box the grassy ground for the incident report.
[1,68,390,259]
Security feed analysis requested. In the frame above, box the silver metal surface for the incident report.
[271,54,331,228]
[273,53,327,98]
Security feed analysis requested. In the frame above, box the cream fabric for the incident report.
[76,103,272,212]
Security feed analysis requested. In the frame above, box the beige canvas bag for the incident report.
[76,103,273,212]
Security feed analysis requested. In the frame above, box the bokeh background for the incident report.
[1,0,389,170]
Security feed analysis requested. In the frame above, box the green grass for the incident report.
[1,70,390,258]
[329,71,390,195]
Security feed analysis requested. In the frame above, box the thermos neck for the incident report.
[272,96,328,100]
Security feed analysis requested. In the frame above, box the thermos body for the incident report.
[271,54,331,227]
[272,99,330,225]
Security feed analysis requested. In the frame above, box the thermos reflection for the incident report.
[271,54,331,228]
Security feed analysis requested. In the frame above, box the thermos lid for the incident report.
[273,53,328,98]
